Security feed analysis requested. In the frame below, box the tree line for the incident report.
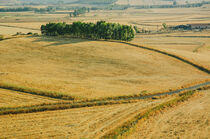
[69,7,90,17]
[41,21,135,41]
[134,2,206,9]
[0,7,35,12]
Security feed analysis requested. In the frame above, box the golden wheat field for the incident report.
[0,36,208,99]
[0,98,171,139]
[129,90,210,139]
[0,89,59,107]
[0,3,210,139]
[133,31,210,69]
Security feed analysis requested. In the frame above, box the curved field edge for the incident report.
[0,99,140,116]
[2,36,209,74]
[105,40,210,74]
[0,80,209,102]
[0,86,209,116]
[101,86,210,139]
[0,82,79,100]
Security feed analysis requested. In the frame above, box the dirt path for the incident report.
[129,90,210,139]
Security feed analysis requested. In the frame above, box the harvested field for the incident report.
[0,99,166,139]
[133,31,210,69]
[128,90,210,139]
[0,37,208,99]
[0,89,59,107]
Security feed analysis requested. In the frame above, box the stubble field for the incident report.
[0,4,209,139]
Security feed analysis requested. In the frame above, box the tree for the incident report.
[162,23,167,30]
[41,21,135,41]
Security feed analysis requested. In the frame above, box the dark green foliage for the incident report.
[69,7,89,17]
[133,26,140,33]
[0,7,35,12]
[27,32,33,35]
[134,2,205,9]
[41,21,135,41]
[34,7,56,13]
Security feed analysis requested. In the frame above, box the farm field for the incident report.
[116,0,205,5]
[0,36,209,99]
[0,6,210,32]
[0,2,210,139]
[0,98,168,139]
[0,89,59,107]
[129,90,210,139]
[133,31,210,69]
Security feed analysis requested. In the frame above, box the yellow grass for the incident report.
[0,98,167,138]
[128,90,210,139]
[0,36,208,99]
[0,89,59,107]
[133,31,210,69]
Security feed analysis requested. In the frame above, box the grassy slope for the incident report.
[133,31,210,70]
[0,36,208,99]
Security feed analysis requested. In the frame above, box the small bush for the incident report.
[27,32,33,35]
[33,33,39,36]
[0,35,3,40]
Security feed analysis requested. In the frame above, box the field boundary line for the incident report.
[105,40,210,74]
[0,85,209,116]
[0,24,39,31]
[0,82,79,100]
[101,87,209,139]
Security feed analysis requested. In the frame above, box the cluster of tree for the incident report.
[91,4,129,10]
[169,25,191,30]
[0,7,35,12]
[34,7,56,13]
[134,3,203,9]
[0,6,57,13]
[69,7,90,17]
[41,21,135,41]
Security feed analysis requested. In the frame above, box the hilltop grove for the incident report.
[41,21,135,41]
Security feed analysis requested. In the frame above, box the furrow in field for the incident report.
[108,40,210,74]
[0,99,166,139]
[0,89,60,107]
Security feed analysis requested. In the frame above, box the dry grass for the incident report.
[0,36,208,99]
[129,89,210,139]
[0,5,209,139]
[133,31,210,69]
[0,98,166,139]
[102,90,199,138]
[0,89,59,107]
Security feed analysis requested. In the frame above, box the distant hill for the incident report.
[0,0,17,4]
[116,0,209,5]
[16,0,116,5]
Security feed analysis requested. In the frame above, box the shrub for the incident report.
[0,35,4,40]
[27,32,33,35]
